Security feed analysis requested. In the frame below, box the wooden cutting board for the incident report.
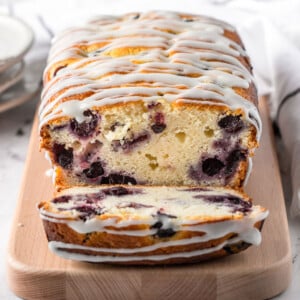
[7,98,292,300]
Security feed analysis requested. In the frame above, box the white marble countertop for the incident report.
[0,89,299,300]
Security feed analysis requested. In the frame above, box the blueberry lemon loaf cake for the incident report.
[39,11,261,190]
[38,186,268,264]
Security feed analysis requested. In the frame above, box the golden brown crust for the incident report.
[41,12,258,121]
[41,219,265,264]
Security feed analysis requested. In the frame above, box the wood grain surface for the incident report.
[6,98,292,300]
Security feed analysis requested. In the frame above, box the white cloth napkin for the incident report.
[11,0,300,216]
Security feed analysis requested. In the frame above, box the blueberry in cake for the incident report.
[38,185,268,264]
[38,11,268,265]
[39,11,261,191]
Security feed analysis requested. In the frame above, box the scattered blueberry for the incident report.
[100,174,137,185]
[202,157,224,176]
[70,110,98,138]
[112,133,149,152]
[223,245,236,254]
[213,138,231,151]
[154,112,164,124]
[52,195,71,204]
[123,202,153,209]
[53,143,73,169]
[200,194,252,213]
[85,193,104,204]
[85,192,105,203]
[102,186,130,196]
[218,115,244,133]
[156,228,176,238]
[224,242,250,254]
[133,13,140,19]
[151,112,166,134]
[151,124,166,133]
[74,205,103,220]
[225,149,246,175]
[151,221,163,229]
[75,205,97,214]
[150,221,176,238]
[147,102,160,109]
[83,161,104,178]
[110,122,121,132]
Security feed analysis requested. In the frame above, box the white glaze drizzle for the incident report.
[48,225,263,258]
[48,236,251,263]
[244,157,253,185]
[40,186,268,262]
[39,11,261,140]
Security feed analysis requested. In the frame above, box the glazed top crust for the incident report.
[39,11,261,138]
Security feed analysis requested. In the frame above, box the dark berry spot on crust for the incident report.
[218,115,244,133]
[53,65,67,77]
[133,14,140,19]
[223,245,236,254]
[83,161,104,178]
[183,19,194,22]
[156,228,176,238]
[100,174,137,185]
[53,143,73,169]
[151,123,166,133]
[150,212,177,238]
[151,221,176,238]
[151,221,163,229]
[224,242,251,254]
[202,158,224,176]
[70,110,98,138]
[147,102,160,109]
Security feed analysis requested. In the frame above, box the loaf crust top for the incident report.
[39,11,260,137]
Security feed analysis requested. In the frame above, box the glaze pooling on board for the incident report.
[39,11,261,140]
[39,186,268,263]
